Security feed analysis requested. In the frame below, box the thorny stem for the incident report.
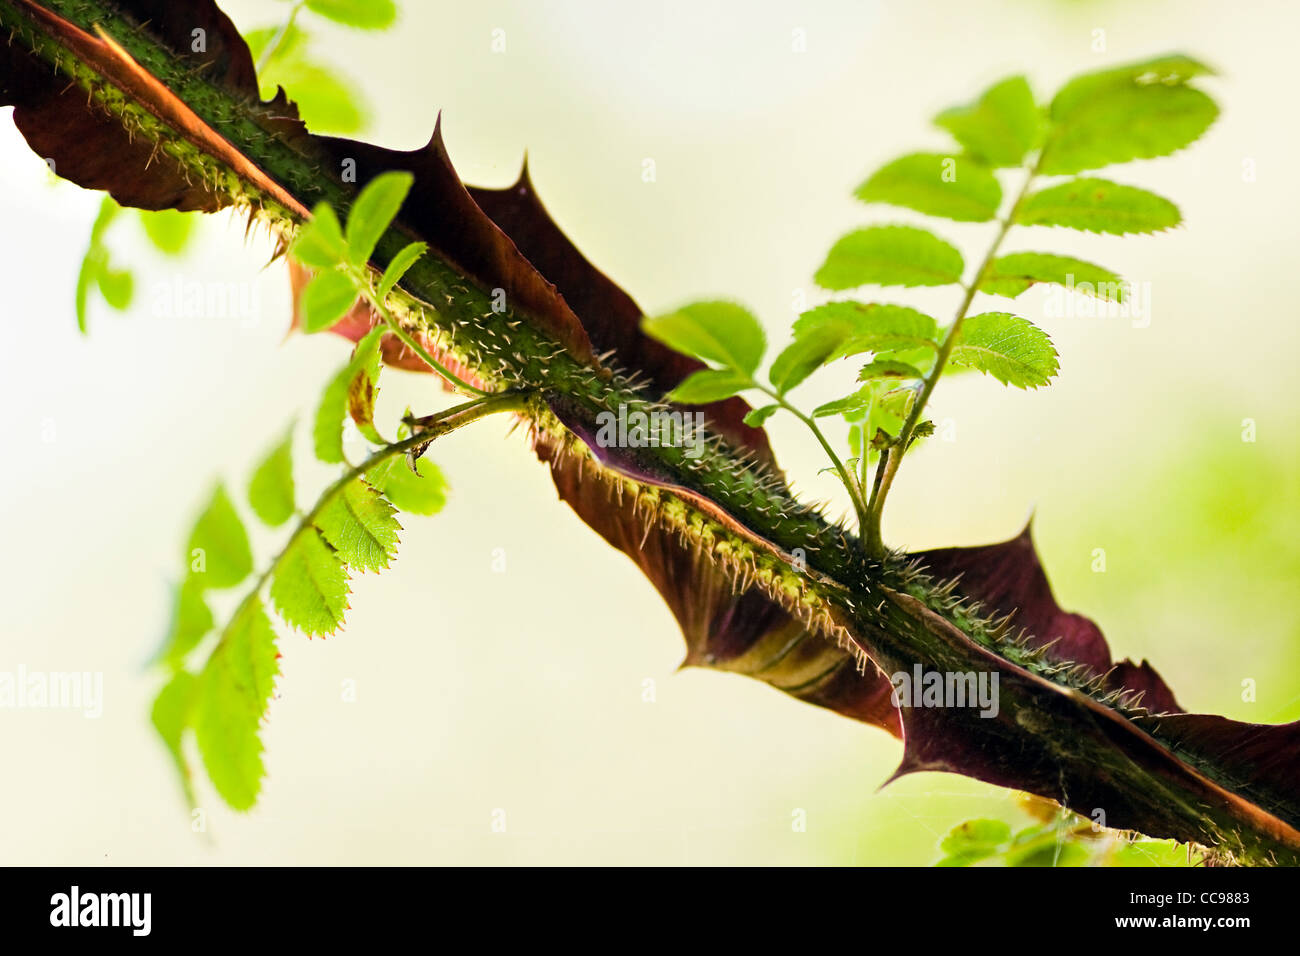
[862,158,1043,555]
[13,1,1297,860]
[349,265,492,397]
[212,391,530,653]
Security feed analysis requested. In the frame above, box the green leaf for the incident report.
[770,303,939,394]
[248,429,296,526]
[158,577,214,668]
[268,60,365,134]
[300,269,359,333]
[855,153,1002,222]
[377,241,428,300]
[139,209,196,255]
[642,301,766,375]
[934,75,1044,167]
[186,484,254,589]
[743,404,779,428]
[76,196,121,333]
[87,194,119,241]
[291,202,348,269]
[815,226,964,290]
[313,326,386,464]
[1016,178,1181,235]
[874,347,939,376]
[346,171,414,264]
[1008,839,1090,868]
[246,24,367,134]
[812,386,875,418]
[1042,55,1218,175]
[666,368,753,403]
[243,23,308,67]
[193,600,280,811]
[313,371,350,465]
[366,455,448,516]
[950,312,1059,388]
[910,420,936,445]
[341,327,386,445]
[980,252,1126,301]
[1110,840,1194,867]
[95,268,133,310]
[270,527,350,636]
[315,479,401,573]
[847,421,864,459]
[858,359,924,381]
[305,0,397,30]
[151,670,198,808]
[797,303,940,362]
[769,328,843,394]
[871,386,910,440]
[940,818,1012,858]
[1051,54,1214,116]
[347,365,385,445]
[74,253,98,334]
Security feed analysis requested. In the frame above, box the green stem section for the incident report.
[758,384,871,536]
[348,264,492,397]
[253,0,304,74]
[862,161,1041,554]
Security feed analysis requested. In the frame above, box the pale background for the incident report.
[1,0,1296,864]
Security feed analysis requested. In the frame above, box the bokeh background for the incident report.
[1,0,1297,865]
